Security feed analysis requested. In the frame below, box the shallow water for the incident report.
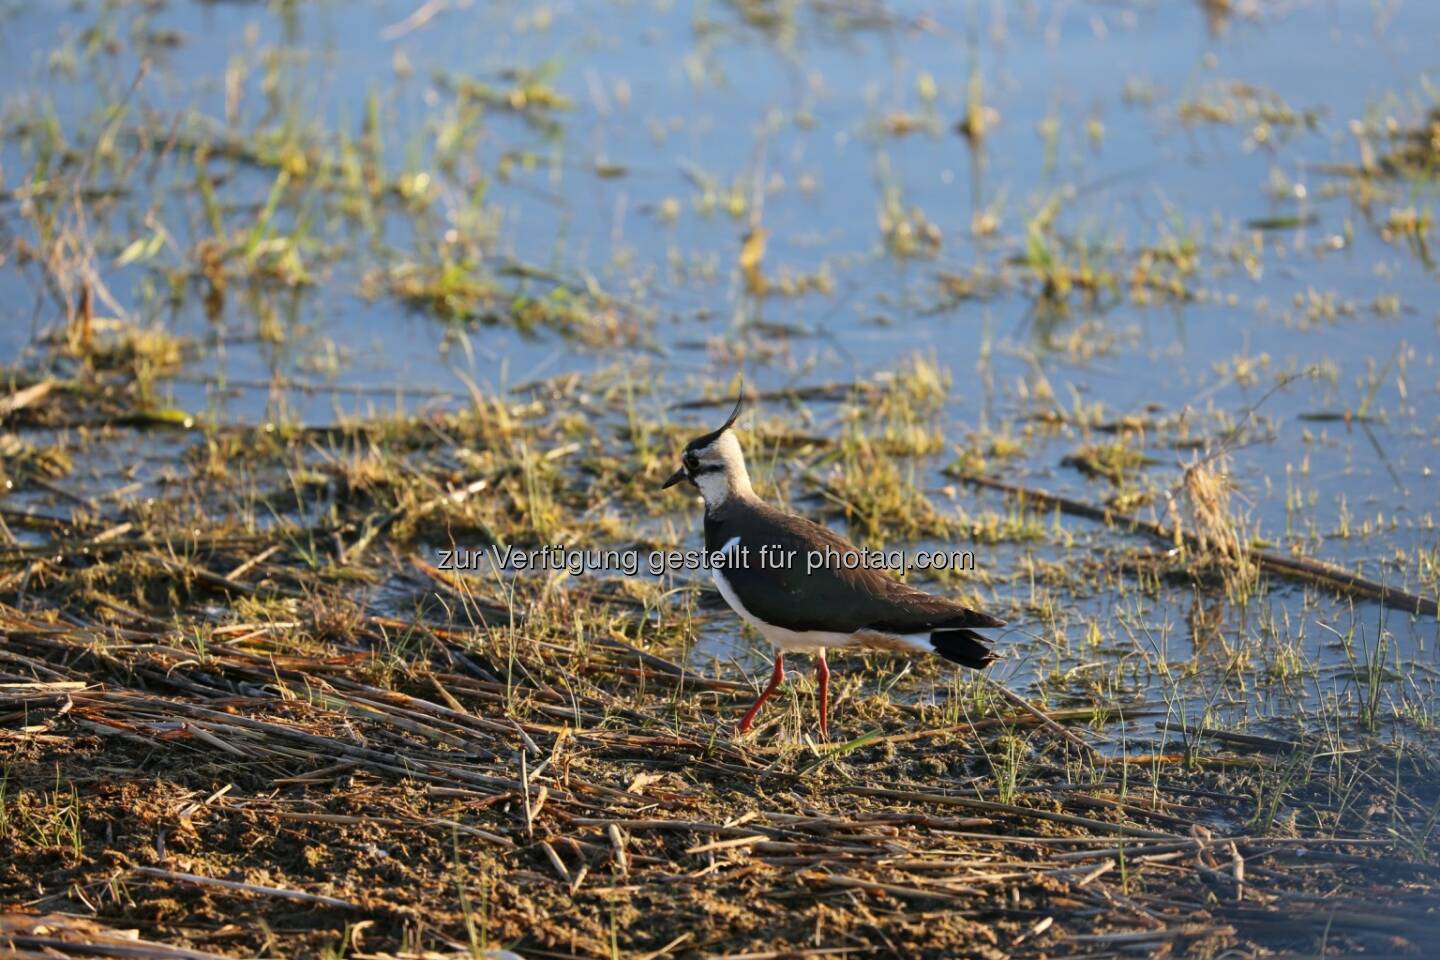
[2,1,1437,731]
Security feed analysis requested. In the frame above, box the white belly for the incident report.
[711,565,861,652]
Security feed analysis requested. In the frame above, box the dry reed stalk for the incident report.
[840,786,1175,840]
[131,866,359,909]
[957,472,1438,615]
[0,913,230,960]
[982,676,1101,757]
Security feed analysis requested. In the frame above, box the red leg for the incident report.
[737,653,784,734]
[816,651,830,738]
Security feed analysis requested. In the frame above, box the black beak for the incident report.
[661,467,688,490]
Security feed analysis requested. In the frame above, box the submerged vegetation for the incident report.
[2,1,1439,958]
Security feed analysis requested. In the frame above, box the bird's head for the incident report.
[661,383,751,507]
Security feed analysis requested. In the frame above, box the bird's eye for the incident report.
[683,452,699,471]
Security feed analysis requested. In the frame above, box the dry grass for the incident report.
[2,368,1437,959]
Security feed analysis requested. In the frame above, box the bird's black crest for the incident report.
[685,379,745,451]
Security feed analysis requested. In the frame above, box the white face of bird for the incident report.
[661,386,752,509]
[681,430,752,508]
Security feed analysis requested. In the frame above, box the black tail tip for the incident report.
[930,628,998,670]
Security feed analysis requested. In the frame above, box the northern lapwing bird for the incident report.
[662,387,1005,737]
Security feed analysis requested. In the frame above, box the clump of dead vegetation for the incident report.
[1062,440,1157,487]
[1180,455,1256,590]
